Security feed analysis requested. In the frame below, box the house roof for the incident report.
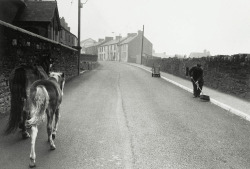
[61,26,77,38]
[86,40,105,48]
[101,36,134,47]
[101,38,121,46]
[15,1,59,23]
[102,39,118,46]
[81,38,96,44]
[119,35,137,45]
[80,38,96,49]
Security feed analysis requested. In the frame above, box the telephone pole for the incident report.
[77,0,82,75]
[141,25,144,65]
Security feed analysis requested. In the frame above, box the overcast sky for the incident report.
[56,0,250,56]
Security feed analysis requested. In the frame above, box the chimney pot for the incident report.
[116,36,122,40]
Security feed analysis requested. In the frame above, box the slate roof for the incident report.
[15,1,59,22]
[101,37,129,46]
[87,40,105,47]
[101,39,119,46]
[102,39,118,46]
[119,35,137,45]
[81,38,96,44]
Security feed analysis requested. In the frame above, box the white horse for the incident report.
[26,72,65,168]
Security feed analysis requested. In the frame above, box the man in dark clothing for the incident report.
[189,64,204,97]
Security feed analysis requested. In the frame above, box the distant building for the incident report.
[99,36,127,61]
[119,30,153,63]
[96,37,114,61]
[97,31,153,62]
[189,50,211,58]
[85,38,106,56]
[80,38,96,54]
[153,52,174,58]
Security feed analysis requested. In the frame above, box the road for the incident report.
[1,61,250,169]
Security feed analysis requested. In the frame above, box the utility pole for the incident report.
[141,25,144,65]
[77,0,82,75]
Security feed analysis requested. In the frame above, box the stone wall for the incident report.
[143,55,250,101]
[0,22,78,114]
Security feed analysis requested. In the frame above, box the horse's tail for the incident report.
[26,85,49,126]
[5,67,26,134]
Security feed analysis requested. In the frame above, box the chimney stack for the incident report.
[127,33,137,37]
[105,37,113,41]
[98,38,104,42]
[138,30,143,35]
[116,36,122,40]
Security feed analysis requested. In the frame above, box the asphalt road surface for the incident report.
[1,61,250,169]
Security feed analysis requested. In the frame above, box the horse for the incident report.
[5,64,49,138]
[26,71,65,168]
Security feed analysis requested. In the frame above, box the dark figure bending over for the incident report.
[189,64,204,97]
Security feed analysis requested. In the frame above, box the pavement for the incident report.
[129,63,250,122]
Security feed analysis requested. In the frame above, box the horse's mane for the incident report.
[11,64,48,81]
[36,65,49,79]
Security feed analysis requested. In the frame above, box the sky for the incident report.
[56,0,250,56]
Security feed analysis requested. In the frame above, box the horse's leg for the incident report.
[22,114,30,139]
[47,109,56,150]
[29,125,38,168]
[52,108,60,140]
[21,98,30,139]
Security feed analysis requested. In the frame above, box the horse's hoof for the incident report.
[29,163,36,168]
[22,131,30,139]
[29,158,36,168]
[50,144,56,150]
[52,133,56,140]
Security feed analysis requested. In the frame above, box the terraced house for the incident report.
[98,30,153,63]
[98,36,126,61]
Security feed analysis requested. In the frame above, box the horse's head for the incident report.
[49,72,66,95]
